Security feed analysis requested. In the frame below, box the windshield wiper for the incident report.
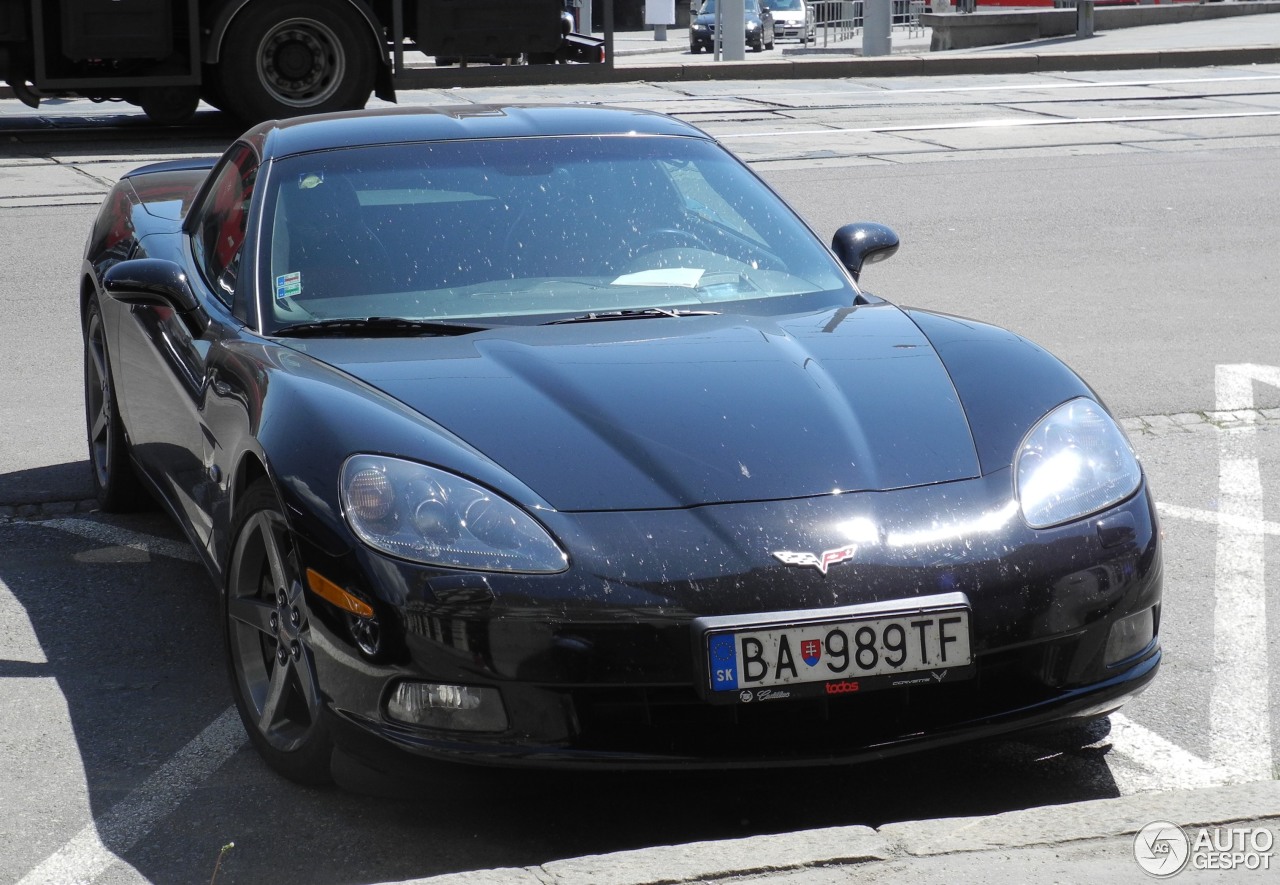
[543,308,721,325]
[273,317,489,338]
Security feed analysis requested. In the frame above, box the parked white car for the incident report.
[770,0,816,43]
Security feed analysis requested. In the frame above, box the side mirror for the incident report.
[831,222,899,282]
[103,258,210,336]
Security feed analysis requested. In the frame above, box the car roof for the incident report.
[244,105,711,159]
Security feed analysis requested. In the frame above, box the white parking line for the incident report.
[1208,364,1278,782]
[15,706,245,885]
[1157,502,1280,536]
[1105,714,1248,794]
[31,518,200,563]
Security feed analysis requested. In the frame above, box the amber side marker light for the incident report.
[306,568,374,618]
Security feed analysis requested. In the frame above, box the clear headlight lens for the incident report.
[747,20,760,29]
[1015,398,1142,529]
[692,22,709,30]
[340,455,568,573]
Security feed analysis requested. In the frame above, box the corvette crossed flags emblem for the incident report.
[772,544,858,575]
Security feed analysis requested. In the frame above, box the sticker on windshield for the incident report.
[276,272,302,300]
[611,268,705,288]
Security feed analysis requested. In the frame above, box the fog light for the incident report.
[1105,607,1154,665]
[386,681,507,732]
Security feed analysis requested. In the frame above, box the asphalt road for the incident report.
[2,65,1280,884]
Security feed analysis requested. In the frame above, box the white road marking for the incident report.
[1209,364,1277,782]
[30,518,200,563]
[15,706,245,885]
[1156,502,1280,536]
[715,108,1280,139]
[722,73,1280,102]
[1104,714,1248,794]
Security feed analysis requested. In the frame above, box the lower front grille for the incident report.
[567,644,1075,759]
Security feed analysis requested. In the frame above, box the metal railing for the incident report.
[808,0,924,46]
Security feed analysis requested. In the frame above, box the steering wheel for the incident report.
[615,227,713,269]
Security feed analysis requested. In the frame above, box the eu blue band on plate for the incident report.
[709,633,739,691]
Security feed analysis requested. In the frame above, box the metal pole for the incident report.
[714,1,722,59]
[862,0,890,56]
[720,0,746,60]
[604,0,615,68]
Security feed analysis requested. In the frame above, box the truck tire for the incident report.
[138,84,201,125]
[215,0,377,123]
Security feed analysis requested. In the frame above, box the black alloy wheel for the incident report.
[226,479,334,784]
[83,294,148,511]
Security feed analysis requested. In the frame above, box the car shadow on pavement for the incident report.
[1,494,1128,885]
[0,461,94,508]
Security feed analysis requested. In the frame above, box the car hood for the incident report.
[694,11,762,24]
[773,10,805,23]
[292,304,980,512]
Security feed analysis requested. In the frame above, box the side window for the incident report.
[191,144,259,306]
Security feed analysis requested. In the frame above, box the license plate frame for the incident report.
[693,592,975,705]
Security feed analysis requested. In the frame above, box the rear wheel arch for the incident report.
[205,0,386,66]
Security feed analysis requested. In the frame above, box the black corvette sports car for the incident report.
[82,105,1160,784]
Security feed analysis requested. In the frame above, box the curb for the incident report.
[387,45,1280,88]
[5,47,1280,103]
[383,781,1280,885]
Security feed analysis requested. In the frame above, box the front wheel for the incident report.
[226,479,334,784]
[84,294,148,511]
[215,0,377,123]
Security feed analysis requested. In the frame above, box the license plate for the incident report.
[696,594,974,703]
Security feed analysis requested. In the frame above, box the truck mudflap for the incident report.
[557,33,606,64]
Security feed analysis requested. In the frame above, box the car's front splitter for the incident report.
[324,645,1158,773]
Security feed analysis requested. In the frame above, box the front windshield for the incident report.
[770,0,804,9]
[700,0,764,13]
[260,134,853,329]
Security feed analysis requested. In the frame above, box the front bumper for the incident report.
[774,20,812,40]
[299,471,1162,770]
[690,28,760,50]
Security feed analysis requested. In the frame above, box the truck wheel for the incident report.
[215,0,377,123]
[138,84,201,126]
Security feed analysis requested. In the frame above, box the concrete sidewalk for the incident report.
[388,781,1280,884]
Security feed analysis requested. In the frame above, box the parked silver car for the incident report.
[770,0,816,43]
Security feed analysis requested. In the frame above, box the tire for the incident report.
[226,479,334,785]
[83,294,149,512]
[200,64,227,111]
[214,0,377,124]
[138,84,200,126]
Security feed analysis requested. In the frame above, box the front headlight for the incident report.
[747,20,760,30]
[1015,398,1142,529]
[692,22,709,31]
[341,455,568,573]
